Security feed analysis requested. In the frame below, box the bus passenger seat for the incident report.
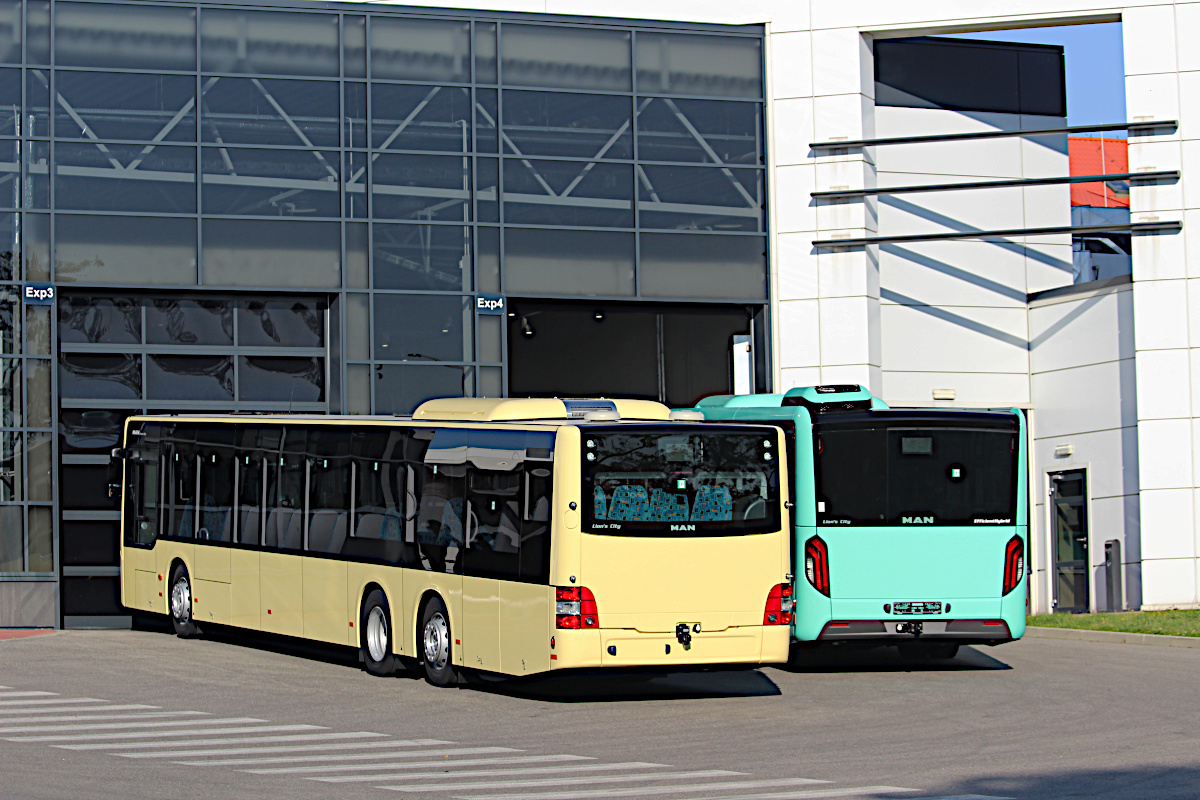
[239,508,261,545]
[263,508,286,547]
[649,489,689,521]
[308,510,339,552]
[608,486,650,521]
[593,486,608,519]
[438,498,464,545]
[283,511,304,550]
[328,512,349,553]
[692,486,733,521]
[356,513,385,540]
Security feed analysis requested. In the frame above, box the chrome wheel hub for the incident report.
[366,605,389,663]
[170,577,190,623]
[423,612,449,670]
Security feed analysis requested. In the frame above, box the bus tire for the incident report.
[420,596,456,687]
[168,563,198,639]
[361,589,397,677]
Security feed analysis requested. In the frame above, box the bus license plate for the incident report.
[892,601,941,615]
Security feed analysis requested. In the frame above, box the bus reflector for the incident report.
[764,583,794,625]
[804,536,831,596]
[1002,535,1024,595]
[556,586,599,629]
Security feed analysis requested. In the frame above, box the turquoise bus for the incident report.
[692,385,1027,660]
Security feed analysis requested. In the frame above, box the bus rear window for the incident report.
[815,424,1018,526]
[582,426,780,536]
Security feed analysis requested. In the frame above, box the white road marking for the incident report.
[297,762,664,782]
[389,769,743,792]
[110,731,387,756]
[248,749,543,774]
[0,698,106,707]
[304,756,601,781]
[0,705,162,718]
[0,716,264,734]
[453,777,831,800]
[12,723,321,743]
[670,788,921,800]
[0,691,57,698]
[175,739,459,765]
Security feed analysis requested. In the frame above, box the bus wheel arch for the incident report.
[360,586,397,677]
[417,592,456,687]
[167,560,198,639]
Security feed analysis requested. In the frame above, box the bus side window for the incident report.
[520,465,552,583]
[197,425,235,543]
[266,428,306,550]
[412,428,465,574]
[307,426,351,555]
[346,427,410,565]
[166,431,198,539]
[234,425,263,545]
[123,431,161,547]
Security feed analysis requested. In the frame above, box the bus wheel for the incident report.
[168,564,198,639]
[898,642,959,661]
[420,596,456,687]
[361,589,396,677]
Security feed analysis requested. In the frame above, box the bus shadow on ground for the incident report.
[776,644,1011,673]
[867,764,1200,800]
[463,667,782,703]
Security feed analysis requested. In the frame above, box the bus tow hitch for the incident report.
[675,623,693,648]
[895,621,923,637]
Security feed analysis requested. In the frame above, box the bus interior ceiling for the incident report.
[507,301,754,408]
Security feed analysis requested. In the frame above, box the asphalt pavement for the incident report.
[1,624,1197,800]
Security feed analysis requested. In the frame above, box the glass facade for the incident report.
[0,0,766,624]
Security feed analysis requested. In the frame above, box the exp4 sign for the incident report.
[23,283,55,304]
[475,293,505,315]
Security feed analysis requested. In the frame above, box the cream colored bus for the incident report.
[114,398,791,686]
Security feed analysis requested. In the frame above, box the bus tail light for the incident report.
[764,584,794,625]
[1002,535,1024,595]
[804,535,831,597]
[556,586,599,629]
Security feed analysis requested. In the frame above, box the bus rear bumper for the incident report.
[553,625,790,669]
[816,618,1013,644]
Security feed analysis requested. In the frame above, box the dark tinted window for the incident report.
[344,427,410,564]
[412,428,465,574]
[196,427,235,543]
[264,429,305,550]
[814,419,1019,526]
[875,37,1065,117]
[165,438,196,538]
[582,425,780,536]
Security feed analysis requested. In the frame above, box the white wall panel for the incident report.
[779,366,822,389]
[811,27,870,98]
[874,107,1025,178]
[880,239,1029,309]
[1024,242,1076,294]
[880,370,1029,406]
[774,164,818,233]
[819,246,879,298]
[879,303,1028,373]
[1139,489,1195,560]
[1140,557,1198,608]
[1132,348,1191,419]
[819,295,876,365]
[1032,359,1138,435]
[1123,4,1178,77]
[1029,288,1134,374]
[1034,427,1140,500]
[1132,279,1189,348]
[778,300,821,368]
[1128,140,1184,211]
[1126,72,1181,134]
[813,92,873,143]
[820,363,880,393]
[1137,418,1194,490]
[1177,3,1200,73]
[1177,69,1200,142]
[1018,129,1070,181]
[770,32,814,100]
[776,231,818,300]
[772,98,816,167]
[1131,225,1187,281]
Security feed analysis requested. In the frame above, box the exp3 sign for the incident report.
[475,293,505,315]
[23,283,55,304]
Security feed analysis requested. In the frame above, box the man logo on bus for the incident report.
[671,524,696,531]
[902,516,934,524]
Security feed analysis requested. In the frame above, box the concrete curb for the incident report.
[1025,625,1200,649]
